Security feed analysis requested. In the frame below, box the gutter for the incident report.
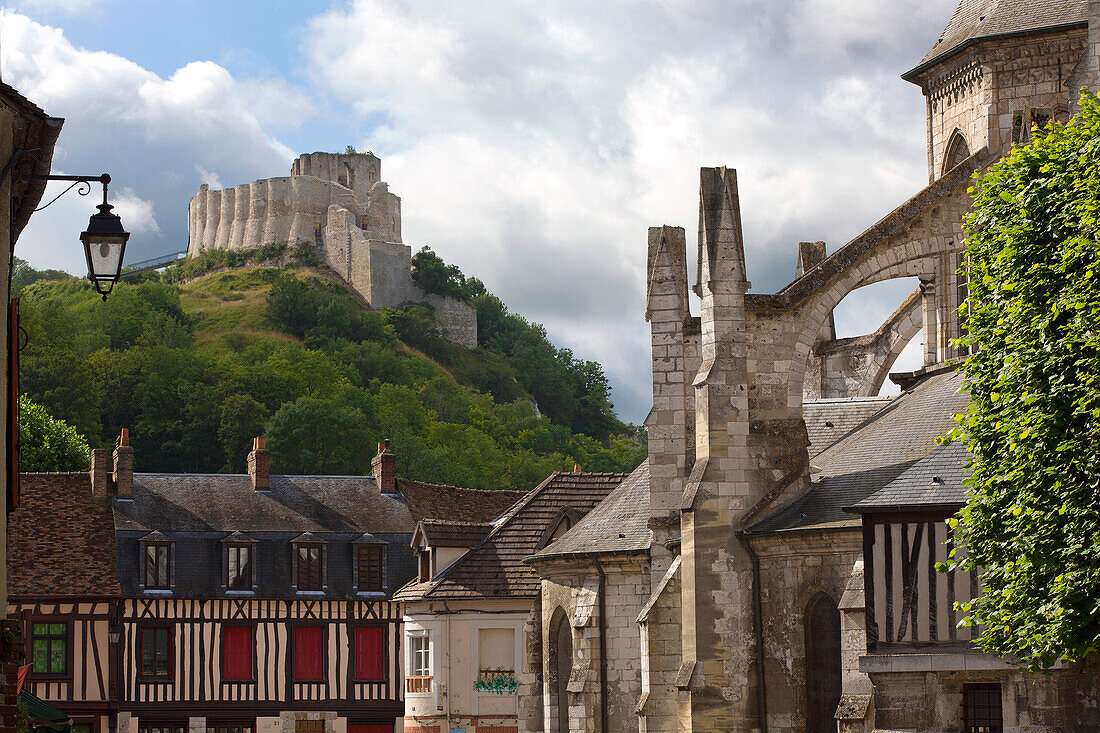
[738,534,768,733]
[596,560,608,733]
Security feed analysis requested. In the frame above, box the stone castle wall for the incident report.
[186,152,476,348]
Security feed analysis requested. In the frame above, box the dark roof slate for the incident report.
[528,460,651,560]
[849,440,970,513]
[804,396,894,458]
[417,519,493,548]
[8,473,121,597]
[397,478,523,524]
[909,0,1087,75]
[393,471,627,601]
[113,473,415,533]
[746,369,967,535]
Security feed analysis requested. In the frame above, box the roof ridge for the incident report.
[396,476,524,495]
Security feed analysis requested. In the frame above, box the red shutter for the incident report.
[294,626,325,681]
[354,626,385,680]
[222,626,253,680]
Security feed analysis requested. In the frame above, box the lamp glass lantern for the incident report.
[81,202,129,300]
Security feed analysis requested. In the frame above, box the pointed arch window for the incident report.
[942,130,971,176]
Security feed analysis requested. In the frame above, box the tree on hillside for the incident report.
[954,90,1100,669]
[19,395,89,472]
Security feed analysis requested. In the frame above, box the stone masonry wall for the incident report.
[188,152,476,348]
[868,659,1100,732]
[750,531,866,733]
[539,556,651,732]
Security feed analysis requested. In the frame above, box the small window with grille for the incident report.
[963,683,1003,733]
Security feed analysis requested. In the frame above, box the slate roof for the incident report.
[393,471,627,601]
[745,369,968,535]
[804,396,894,458]
[848,440,971,513]
[114,473,414,533]
[907,0,1088,78]
[416,519,493,548]
[397,478,524,524]
[8,473,121,598]
[528,460,651,561]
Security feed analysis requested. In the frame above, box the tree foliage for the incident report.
[410,247,629,440]
[17,265,644,490]
[954,90,1100,669]
[19,394,89,472]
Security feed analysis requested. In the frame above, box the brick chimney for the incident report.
[248,437,270,491]
[113,428,134,499]
[90,448,112,497]
[372,440,396,494]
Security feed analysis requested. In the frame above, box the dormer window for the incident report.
[292,533,326,592]
[354,534,386,593]
[535,506,585,551]
[221,531,256,592]
[418,549,431,583]
[140,532,174,591]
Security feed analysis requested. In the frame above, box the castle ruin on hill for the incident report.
[186,151,477,348]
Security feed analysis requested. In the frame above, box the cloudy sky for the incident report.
[0,0,959,423]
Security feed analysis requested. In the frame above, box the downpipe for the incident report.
[596,561,609,733]
[740,534,768,733]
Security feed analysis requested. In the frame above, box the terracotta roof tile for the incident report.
[8,473,121,597]
[397,478,523,524]
[394,471,628,601]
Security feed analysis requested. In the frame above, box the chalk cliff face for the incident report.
[186,152,475,348]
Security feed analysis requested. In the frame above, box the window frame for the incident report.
[409,633,431,677]
[206,724,256,733]
[138,723,187,733]
[350,622,388,683]
[137,623,174,683]
[355,543,385,593]
[220,623,257,683]
[294,543,325,592]
[142,541,173,591]
[27,619,71,679]
[291,623,328,683]
[963,683,1003,733]
[417,549,431,583]
[224,542,255,592]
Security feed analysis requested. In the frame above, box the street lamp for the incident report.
[32,172,129,300]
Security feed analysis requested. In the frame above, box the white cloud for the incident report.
[0,10,308,271]
[8,0,100,16]
[306,0,959,420]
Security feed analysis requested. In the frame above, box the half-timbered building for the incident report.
[104,437,414,733]
[7,471,121,733]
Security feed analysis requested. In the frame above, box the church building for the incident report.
[524,1,1100,731]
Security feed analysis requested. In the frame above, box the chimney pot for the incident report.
[90,448,112,497]
[372,438,397,494]
[573,463,582,473]
[112,429,134,499]
[248,436,270,491]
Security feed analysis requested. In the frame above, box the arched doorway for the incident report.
[550,611,573,733]
[805,593,841,733]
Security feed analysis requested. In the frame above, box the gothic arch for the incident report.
[547,607,573,733]
[804,593,841,733]
[942,129,971,177]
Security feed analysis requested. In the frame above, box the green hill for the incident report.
[15,255,644,491]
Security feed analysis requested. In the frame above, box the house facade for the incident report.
[0,78,64,724]
[394,470,626,733]
[525,1,1100,731]
[8,438,529,733]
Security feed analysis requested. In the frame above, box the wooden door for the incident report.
[805,593,841,733]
